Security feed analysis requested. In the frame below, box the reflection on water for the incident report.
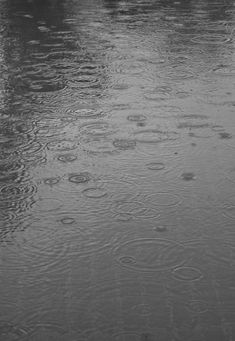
[0,0,234,339]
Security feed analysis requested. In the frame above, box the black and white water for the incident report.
[0,0,234,340]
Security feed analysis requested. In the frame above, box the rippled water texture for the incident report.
[0,0,234,339]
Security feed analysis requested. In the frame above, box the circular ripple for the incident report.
[113,139,137,150]
[225,167,235,184]
[68,172,91,184]
[57,153,77,163]
[131,303,152,316]
[47,139,78,151]
[32,197,63,212]
[83,138,118,155]
[188,129,214,139]
[60,217,76,225]
[172,266,203,281]
[146,162,165,171]
[158,68,196,81]
[28,78,66,92]
[111,200,158,219]
[113,238,189,272]
[186,300,208,314]
[68,107,103,119]
[23,323,66,340]
[191,34,229,44]
[147,192,182,207]
[113,213,133,222]
[112,201,147,215]
[43,177,60,186]
[82,187,108,199]
[223,205,235,220]
[80,121,114,137]
[144,92,171,101]
[177,122,210,129]
[20,141,45,157]
[127,114,147,122]
[134,129,179,143]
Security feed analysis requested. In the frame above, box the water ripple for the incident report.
[172,266,203,281]
[57,153,78,163]
[113,238,192,272]
[191,34,231,45]
[113,139,137,150]
[0,181,37,200]
[133,129,179,144]
[79,121,115,138]
[47,139,79,151]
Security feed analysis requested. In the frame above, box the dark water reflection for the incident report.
[0,0,234,339]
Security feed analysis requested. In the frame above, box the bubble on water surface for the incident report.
[113,238,190,272]
[172,266,203,281]
[113,139,137,150]
[57,153,77,163]
[68,172,91,184]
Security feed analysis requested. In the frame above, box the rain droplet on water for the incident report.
[68,172,91,184]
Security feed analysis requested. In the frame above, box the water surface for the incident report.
[0,0,234,339]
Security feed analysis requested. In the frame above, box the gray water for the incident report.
[0,0,235,339]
